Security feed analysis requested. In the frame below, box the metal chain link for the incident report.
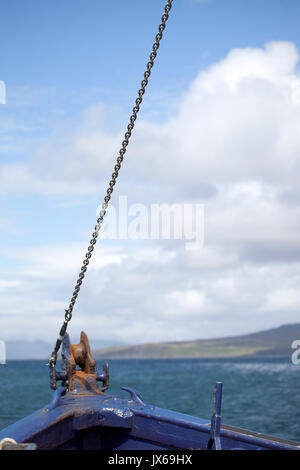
[48,0,174,367]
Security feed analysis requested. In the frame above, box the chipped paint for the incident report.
[104,407,133,419]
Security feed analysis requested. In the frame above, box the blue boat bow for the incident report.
[0,332,299,451]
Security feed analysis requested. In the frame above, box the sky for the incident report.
[1,0,300,354]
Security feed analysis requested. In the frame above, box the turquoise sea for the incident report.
[0,357,299,441]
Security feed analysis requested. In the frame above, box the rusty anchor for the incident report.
[49,331,109,394]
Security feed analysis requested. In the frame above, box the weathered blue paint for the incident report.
[121,387,146,405]
[2,334,299,450]
[47,386,67,411]
[0,384,299,450]
[206,382,223,450]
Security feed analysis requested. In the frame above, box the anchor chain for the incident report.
[48,0,174,367]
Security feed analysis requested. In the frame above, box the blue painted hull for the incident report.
[0,387,299,450]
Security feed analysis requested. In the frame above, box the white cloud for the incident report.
[1,240,299,343]
[166,289,206,316]
[262,288,300,312]
[1,41,300,345]
[2,41,300,195]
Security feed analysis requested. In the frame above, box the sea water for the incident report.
[0,356,299,441]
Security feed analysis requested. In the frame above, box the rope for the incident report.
[0,438,17,450]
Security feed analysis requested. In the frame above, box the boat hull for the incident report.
[0,387,299,450]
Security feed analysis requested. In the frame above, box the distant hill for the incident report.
[93,323,300,359]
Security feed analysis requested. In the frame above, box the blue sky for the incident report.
[1,0,300,243]
[1,0,300,354]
